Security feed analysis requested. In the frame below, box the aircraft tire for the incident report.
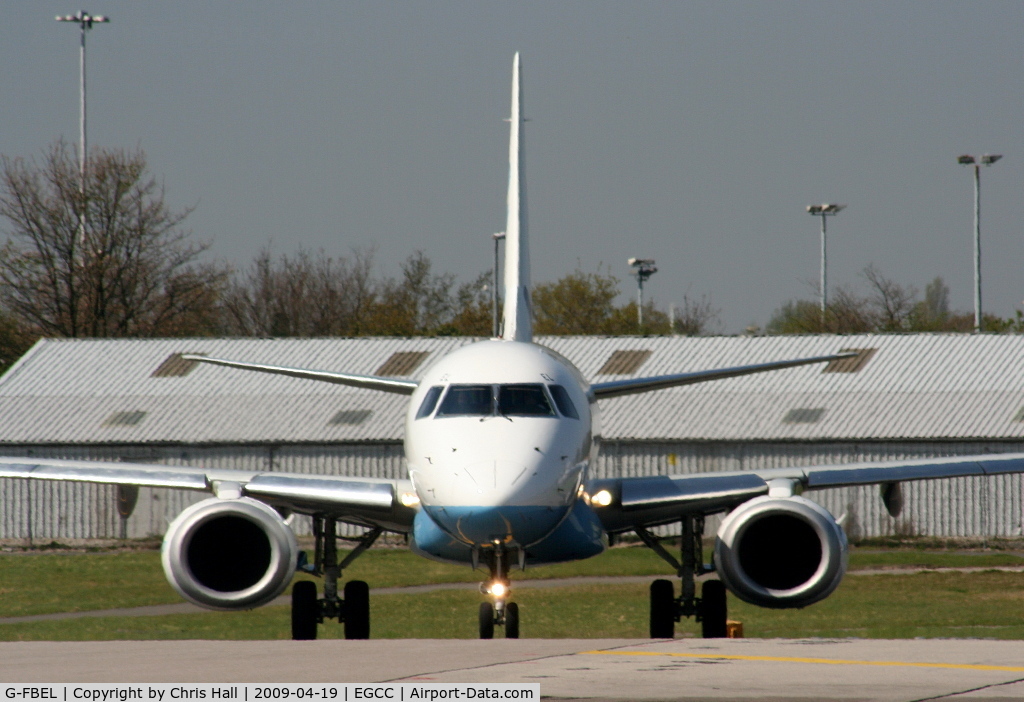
[479,602,495,639]
[505,602,520,639]
[649,579,675,639]
[700,580,728,639]
[291,581,318,640]
[344,580,370,640]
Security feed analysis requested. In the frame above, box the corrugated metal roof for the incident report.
[2,334,1024,444]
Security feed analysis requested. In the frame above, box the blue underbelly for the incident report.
[412,500,607,565]
[421,503,568,546]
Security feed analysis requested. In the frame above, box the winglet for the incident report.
[501,52,532,342]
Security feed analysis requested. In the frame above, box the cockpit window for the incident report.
[415,385,445,419]
[498,384,555,417]
[436,385,493,417]
[548,384,579,419]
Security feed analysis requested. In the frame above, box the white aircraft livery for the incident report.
[4,53,1024,640]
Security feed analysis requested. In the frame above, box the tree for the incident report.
[446,271,493,336]
[766,266,1022,335]
[533,265,620,334]
[533,263,717,336]
[0,308,34,375]
[367,252,459,335]
[221,246,377,337]
[766,286,875,334]
[672,293,721,336]
[0,141,224,338]
[862,264,918,331]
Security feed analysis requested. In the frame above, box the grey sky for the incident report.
[2,2,1022,333]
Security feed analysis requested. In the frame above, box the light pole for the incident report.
[806,203,846,321]
[57,11,109,246]
[958,154,1003,333]
[628,258,657,332]
[492,232,506,337]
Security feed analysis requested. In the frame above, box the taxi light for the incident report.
[489,581,508,598]
[591,489,613,507]
[399,491,421,507]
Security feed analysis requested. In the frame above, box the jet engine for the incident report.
[161,497,299,610]
[713,495,847,609]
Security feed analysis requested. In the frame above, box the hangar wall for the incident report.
[0,443,406,541]
[595,440,1024,540]
[2,439,1021,542]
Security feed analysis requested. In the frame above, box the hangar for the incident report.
[0,334,1021,541]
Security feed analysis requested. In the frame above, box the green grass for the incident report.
[0,546,677,618]
[1,544,1023,640]
[847,549,1024,570]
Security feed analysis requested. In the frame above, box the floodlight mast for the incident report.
[957,154,1003,333]
[628,258,658,332]
[492,232,506,337]
[56,11,110,249]
[806,204,846,322]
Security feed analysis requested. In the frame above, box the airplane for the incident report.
[4,53,1024,641]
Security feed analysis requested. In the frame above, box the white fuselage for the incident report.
[404,340,598,550]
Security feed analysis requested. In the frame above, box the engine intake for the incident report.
[714,495,847,609]
[162,497,299,610]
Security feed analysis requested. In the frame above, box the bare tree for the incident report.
[221,246,378,336]
[0,141,224,338]
[862,264,918,331]
[672,293,721,336]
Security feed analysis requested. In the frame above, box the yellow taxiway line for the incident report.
[582,649,1024,673]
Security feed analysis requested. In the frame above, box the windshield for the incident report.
[547,384,579,419]
[433,383,557,418]
[436,385,493,417]
[498,384,555,416]
[415,385,445,419]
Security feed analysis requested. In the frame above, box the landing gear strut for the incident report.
[637,514,728,639]
[478,545,520,639]
[290,518,381,640]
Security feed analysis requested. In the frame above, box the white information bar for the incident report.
[1,686,539,702]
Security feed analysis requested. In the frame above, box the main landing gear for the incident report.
[478,545,520,639]
[291,518,381,640]
[637,515,728,639]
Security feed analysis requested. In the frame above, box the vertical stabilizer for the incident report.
[501,53,532,342]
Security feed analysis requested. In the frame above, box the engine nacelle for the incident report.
[162,497,299,610]
[714,495,848,609]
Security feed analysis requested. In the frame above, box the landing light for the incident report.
[487,581,508,598]
[399,492,420,508]
[591,489,613,507]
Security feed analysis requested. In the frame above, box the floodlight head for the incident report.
[492,231,506,240]
[807,204,845,216]
[56,12,109,28]
[957,155,976,165]
[981,154,1003,165]
[628,257,655,268]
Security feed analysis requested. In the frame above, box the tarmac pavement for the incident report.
[2,638,1024,700]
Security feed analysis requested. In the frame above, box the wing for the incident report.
[181,354,419,395]
[0,457,417,533]
[588,451,1024,532]
[590,352,856,399]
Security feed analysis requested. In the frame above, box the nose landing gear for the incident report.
[478,546,521,639]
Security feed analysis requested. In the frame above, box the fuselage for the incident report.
[405,340,604,563]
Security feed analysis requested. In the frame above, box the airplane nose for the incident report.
[416,455,581,546]
[422,503,569,546]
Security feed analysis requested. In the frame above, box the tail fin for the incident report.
[501,52,532,342]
